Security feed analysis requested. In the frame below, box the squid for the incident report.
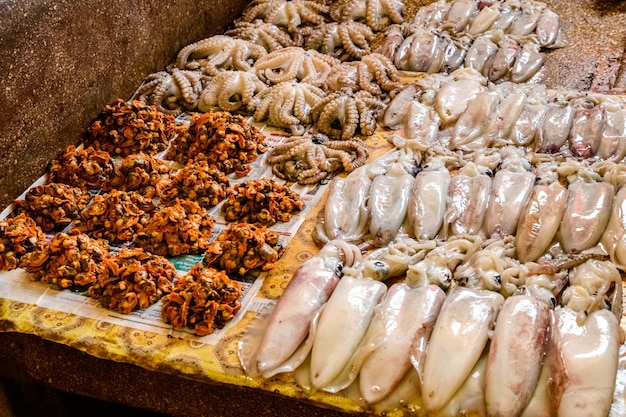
[444,161,492,237]
[536,101,574,153]
[407,158,451,240]
[309,275,386,390]
[321,165,374,242]
[421,286,504,413]
[434,351,488,417]
[484,149,535,238]
[368,161,415,247]
[450,90,500,150]
[597,97,626,162]
[358,282,445,404]
[600,186,626,269]
[515,168,569,263]
[547,307,620,417]
[484,295,551,417]
[568,101,605,158]
[558,179,614,253]
[255,240,359,375]
[434,68,485,127]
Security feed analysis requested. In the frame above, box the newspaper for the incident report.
[0,118,330,345]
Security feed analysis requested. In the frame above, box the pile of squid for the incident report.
[384,67,626,162]
[238,231,622,416]
[377,0,565,82]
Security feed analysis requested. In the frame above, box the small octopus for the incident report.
[198,70,267,113]
[176,35,267,76]
[304,21,374,61]
[324,52,404,98]
[312,89,386,140]
[254,46,340,86]
[225,20,300,52]
[131,66,204,114]
[237,0,329,33]
[330,0,405,32]
[251,81,327,135]
[266,132,370,184]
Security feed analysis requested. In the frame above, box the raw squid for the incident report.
[444,162,492,237]
[322,166,373,242]
[601,186,626,269]
[407,158,451,240]
[255,240,356,375]
[484,150,535,238]
[309,275,386,390]
[368,162,415,247]
[435,351,488,417]
[394,27,445,73]
[568,102,605,158]
[597,97,626,161]
[359,283,445,404]
[536,101,574,153]
[406,236,479,290]
[509,98,548,147]
[558,180,614,253]
[450,90,500,150]
[547,307,620,417]
[515,176,569,263]
[484,83,527,144]
[421,286,504,413]
[434,69,484,126]
[361,237,435,282]
[485,295,551,417]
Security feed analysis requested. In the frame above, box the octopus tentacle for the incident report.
[225,20,297,52]
[131,68,204,115]
[198,70,266,113]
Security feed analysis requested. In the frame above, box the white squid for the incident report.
[484,294,551,417]
[255,240,359,375]
[407,158,451,240]
[421,286,504,413]
[515,168,569,263]
[368,161,415,247]
[309,275,387,390]
[484,149,535,238]
[601,186,626,269]
[444,161,492,237]
[359,282,445,404]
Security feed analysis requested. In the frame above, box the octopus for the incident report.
[131,67,204,115]
[329,0,405,32]
[225,20,300,51]
[237,0,329,33]
[266,133,369,184]
[251,81,327,135]
[312,89,386,140]
[304,21,374,61]
[175,35,267,76]
[324,52,404,97]
[253,46,340,86]
[197,70,267,113]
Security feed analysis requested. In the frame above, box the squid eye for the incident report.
[373,261,386,268]
[493,275,502,284]
[550,297,557,308]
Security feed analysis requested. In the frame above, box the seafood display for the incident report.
[133,198,215,257]
[13,183,92,232]
[0,214,46,271]
[203,222,282,275]
[84,98,180,157]
[220,178,305,225]
[167,111,267,177]
[23,229,111,289]
[5,0,626,417]
[161,263,244,336]
[88,247,176,314]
